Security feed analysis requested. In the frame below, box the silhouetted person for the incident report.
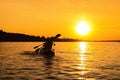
[43,34,61,50]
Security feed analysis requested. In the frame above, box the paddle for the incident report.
[33,44,43,49]
[35,48,40,53]
[54,34,61,38]
[34,34,61,49]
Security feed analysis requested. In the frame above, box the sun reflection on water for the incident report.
[78,42,95,80]
[78,42,86,74]
[80,42,86,53]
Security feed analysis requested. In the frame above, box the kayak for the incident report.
[33,34,61,57]
[35,47,55,57]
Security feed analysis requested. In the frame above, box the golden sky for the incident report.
[0,0,120,40]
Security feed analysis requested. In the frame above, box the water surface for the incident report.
[0,42,120,80]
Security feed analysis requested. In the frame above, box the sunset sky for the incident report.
[0,0,120,40]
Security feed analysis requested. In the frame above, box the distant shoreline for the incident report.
[1,30,120,42]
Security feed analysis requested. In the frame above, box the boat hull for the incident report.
[42,50,55,57]
[35,48,55,57]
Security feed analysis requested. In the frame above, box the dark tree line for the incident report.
[0,30,81,42]
[0,30,46,41]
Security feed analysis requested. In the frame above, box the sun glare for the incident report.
[76,21,90,35]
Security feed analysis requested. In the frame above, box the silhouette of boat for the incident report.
[35,47,55,57]
[33,34,61,57]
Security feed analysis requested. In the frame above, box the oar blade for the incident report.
[34,46,39,49]
[35,48,40,53]
[34,44,43,49]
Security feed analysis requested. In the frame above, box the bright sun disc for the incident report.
[76,21,90,35]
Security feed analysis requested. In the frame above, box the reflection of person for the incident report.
[43,34,61,50]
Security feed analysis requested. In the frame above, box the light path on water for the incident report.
[0,42,120,80]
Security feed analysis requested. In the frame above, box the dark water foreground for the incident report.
[0,42,120,80]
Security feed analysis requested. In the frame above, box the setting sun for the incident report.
[76,21,90,35]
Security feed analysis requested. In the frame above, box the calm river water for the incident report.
[0,42,120,80]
